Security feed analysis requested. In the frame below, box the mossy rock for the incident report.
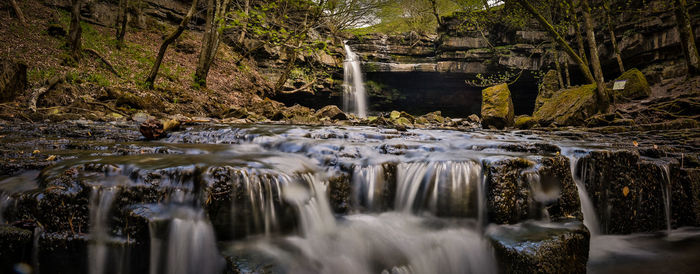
[533,84,598,126]
[421,111,445,124]
[514,115,538,129]
[534,70,560,113]
[481,83,515,129]
[614,68,651,100]
[389,110,401,120]
[393,117,413,127]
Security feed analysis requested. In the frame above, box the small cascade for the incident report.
[566,154,601,235]
[0,193,10,224]
[283,173,335,236]
[149,206,223,274]
[343,42,368,118]
[659,164,672,234]
[394,161,483,218]
[88,186,119,274]
[353,165,390,211]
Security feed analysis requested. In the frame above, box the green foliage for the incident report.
[86,73,111,87]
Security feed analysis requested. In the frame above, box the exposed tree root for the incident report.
[84,48,120,77]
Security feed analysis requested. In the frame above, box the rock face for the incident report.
[481,84,515,129]
[534,70,560,113]
[488,220,590,274]
[614,68,651,100]
[0,61,27,102]
[533,84,598,126]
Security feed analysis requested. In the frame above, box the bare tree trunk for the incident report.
[116,0,128,49]
[516,0,596,85]
[674,0,700,76]
[604,1,624,74]
[569,0,588,66]
[428,0,443,27]
[195,0,230,87]
[274,48,297,94]
[145,0,199,89]
[237,0,250,44]
[9,0,27,26]
[564,58,571,88]
[581,0,609,111]
[68,0,83,61]
[552,42,564,88]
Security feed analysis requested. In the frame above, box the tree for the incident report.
[68,0,83,61]
[9,0,27,26]
[145,0,199,89]
[566,0,588,66]
[673,0,700,76]
[195,0,231,87]
[602,0,624,74]
[580,0,608,110]
[116,0,128,49]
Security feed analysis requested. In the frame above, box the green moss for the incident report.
[615,68,651,100]
[533,84,597,126]
[481,83,515,129]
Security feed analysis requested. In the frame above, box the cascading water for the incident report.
[566,154,601,235]
[353,165,390,211]
[660,164,672,234]
[343,42,368,118]
[88,186,119,274]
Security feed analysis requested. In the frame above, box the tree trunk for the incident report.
[429,0,443,27]
[274,48,297,94]
[68,0,83,61]
[516,0,595,85]
[9,0,27,26]
[674,0,700,76]
[564,57,571,88]
[604,1,624,74]
[552,42,564,88]
[145,0,199,89]
[569,0,588,66]
[581,0,608,112]
[195,0,230,87]
[116,0,128,49]
[237,0,250,44]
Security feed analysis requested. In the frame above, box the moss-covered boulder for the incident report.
[481,83,514,129]
[421,111,445,124]
[488,220,590,274]
[534,70,560,113]
[514,115,538,129]
[533,84,598,126]
[315,105,348,120]
[614,69,651,100]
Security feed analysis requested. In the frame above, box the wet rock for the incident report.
[315,105,348,120]
[533,84,598,126]
[0,60,27,102]
[534,70,560,113]
[421,111,446,124]
[481,84,514,129]
[614,68,651,100]
[37,232,89,274]
[468,114,481,124]
[139,119,165,140]
[393,117,412,128]
[484,156,581,225]
[488,220,589,274]
[514,115,537,129]
[0,225,33,273]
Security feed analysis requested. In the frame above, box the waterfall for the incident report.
[149,206,223,274]
[566,154,601,235]
[353,165,389,211]
[88,187,119,274]
[394,161,483,219]
[343,42,368,118]
[660,164,672,234]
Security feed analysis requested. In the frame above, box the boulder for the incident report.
[420,111,445,124]
[0,61,27,102]
[315,105,348,120]
[534,70,560,112]
[614,68,651,100]
[481,83,515,129]
[533,84,598,126]
[488,220,590,274]
[514,115,537,129]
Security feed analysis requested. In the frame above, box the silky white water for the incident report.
[343,42,368,118]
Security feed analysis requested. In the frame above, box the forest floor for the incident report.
[0,1,272,122]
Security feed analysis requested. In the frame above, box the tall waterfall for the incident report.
[343,42,368,118]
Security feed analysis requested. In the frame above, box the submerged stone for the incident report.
[481,83,514,129]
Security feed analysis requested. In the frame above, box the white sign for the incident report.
[613,80,627,90]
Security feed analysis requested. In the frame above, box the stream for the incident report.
[0,122,698,273]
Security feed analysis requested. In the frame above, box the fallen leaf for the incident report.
[32,150,40,154]
[46,155,57,161]
[632,141,639,147]
[653,144,658,149]
[622,186,630,197]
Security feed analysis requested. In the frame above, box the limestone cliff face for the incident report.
[347,1,700,84]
